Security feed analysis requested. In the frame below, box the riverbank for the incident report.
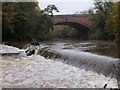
[0,44,118,88]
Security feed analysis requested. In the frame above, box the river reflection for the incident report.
[41,39,118,58]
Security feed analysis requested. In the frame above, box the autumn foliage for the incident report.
[2,2,57,42]
[89,1,119,42]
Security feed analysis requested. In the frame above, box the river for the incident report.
[40,38,118,58]
[1,44,118,88]
[6,39,118,58]
[1,39,119,88]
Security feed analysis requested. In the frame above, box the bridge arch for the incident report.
[54,21,90,31]
[54,21,90,40]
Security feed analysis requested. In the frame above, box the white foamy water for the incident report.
[0,44,118,88]
[0,44,20,53]
[1,55,118,88]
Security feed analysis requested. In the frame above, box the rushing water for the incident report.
[2,40,119,88]
[6,38,118,58]
[1,45,118,88]
[41,39,118,58]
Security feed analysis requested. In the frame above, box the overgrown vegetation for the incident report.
[88,0,119,42]
[2,2,59,42]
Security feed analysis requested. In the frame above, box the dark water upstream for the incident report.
[41,39,118,58]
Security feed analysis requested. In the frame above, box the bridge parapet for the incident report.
[52,14,91,28]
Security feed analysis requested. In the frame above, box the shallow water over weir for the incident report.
[41,39,118,58]
[38,46,118,77]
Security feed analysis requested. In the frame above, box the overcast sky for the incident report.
[38,0,94,15]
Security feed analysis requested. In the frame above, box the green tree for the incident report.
[12,2,38,40]
[2,2,16,41]
[2,2,59,42]
[89,0,114,41]
[33,4,59,40]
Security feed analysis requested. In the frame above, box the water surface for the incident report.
[41,39,118,58]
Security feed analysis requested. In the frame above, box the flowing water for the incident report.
[1,39,119,88]
[41,39,118,58]
[7,38,118,58]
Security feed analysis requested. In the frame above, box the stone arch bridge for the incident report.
[52,14,91,39]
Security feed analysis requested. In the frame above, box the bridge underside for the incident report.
[54,22,90,40]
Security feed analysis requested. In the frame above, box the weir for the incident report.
[38,47,119,77]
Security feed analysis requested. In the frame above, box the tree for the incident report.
[2,2,59,42]
[94,0,113,15]
[2,2,16,41]
[43,4,59,17]
[12,2,38,40]
[112,2,120,89]
[33,4,59,40]
[88,0,114,41]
